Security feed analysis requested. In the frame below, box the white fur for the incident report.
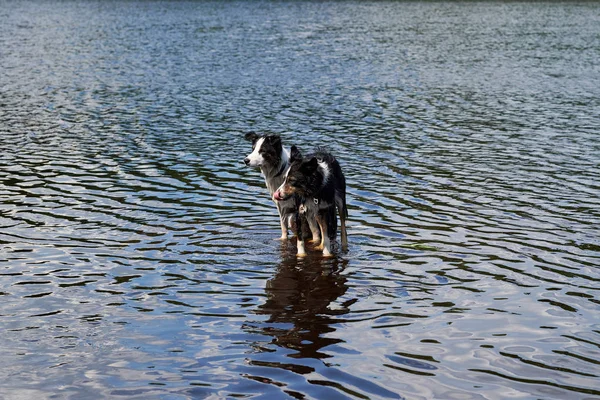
[245,137,265,167]
[281,147,290,169]
[318,160,331,184]
[322,235,332,256]
[279,214,288,240]
[279,150,291,180]
[246,141,295,239]
[273,181,284,200]
[297,239,306,256]
[266,153,288,194]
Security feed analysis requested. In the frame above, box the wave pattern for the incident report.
[1,1,599,399]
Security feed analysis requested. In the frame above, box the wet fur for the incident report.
[244,132,318,242]
[274,146,348,256]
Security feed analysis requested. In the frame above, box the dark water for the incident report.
[1,1,599,399]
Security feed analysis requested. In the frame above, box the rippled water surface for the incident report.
[2,1,600,399]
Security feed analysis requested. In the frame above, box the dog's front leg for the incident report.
[299,203,320,243]
[276,202,288,240]
[295,212,306,257]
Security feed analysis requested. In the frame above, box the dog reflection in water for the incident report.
[247,256,355,359]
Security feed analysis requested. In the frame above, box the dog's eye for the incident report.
[288,178,297,186]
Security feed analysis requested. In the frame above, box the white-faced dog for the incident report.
[273,146,348,257]
[244,132,320,246]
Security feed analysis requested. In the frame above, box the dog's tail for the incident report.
[334,171,348,220]
[334,165,348,249]
[336,194,348,219]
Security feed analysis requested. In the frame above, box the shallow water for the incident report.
[1,1,599,399]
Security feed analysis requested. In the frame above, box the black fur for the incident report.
[276,146,348,255]
[244,132,317,242]
[244,132,284,177]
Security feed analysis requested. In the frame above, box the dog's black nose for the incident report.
[244,158,250,165]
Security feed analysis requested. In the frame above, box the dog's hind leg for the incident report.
[315,213,332,257]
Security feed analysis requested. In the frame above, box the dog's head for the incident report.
[243,132,283,168]
[273,145,318,201]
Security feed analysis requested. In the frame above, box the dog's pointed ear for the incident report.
[244,132,259,142]
[290,145,302,162]
[302,157,318,173]
[268,135,282,149]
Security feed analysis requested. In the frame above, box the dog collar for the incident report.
[313,198,319,205]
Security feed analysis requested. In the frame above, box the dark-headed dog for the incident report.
[244,133,320,247]
[273,146,348,257]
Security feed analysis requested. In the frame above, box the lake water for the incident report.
[1,1,599,399]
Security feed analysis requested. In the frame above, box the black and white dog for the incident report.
[273,146,348,257]
[243,133,320,250]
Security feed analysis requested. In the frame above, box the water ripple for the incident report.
[1,1,600,399]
